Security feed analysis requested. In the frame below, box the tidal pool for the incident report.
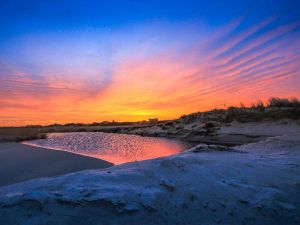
[24,132,190,164]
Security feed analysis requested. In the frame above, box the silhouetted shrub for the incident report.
[266,97,300,108]
[239,102,246,109]
[250,101,265,111]
[290,97,300,108]
[268,97,291,108]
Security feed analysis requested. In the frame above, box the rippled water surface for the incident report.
[24,132,190,164]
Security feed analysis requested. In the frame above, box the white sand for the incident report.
[0,134,299,225]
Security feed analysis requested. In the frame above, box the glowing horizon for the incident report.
[0,1,299,126]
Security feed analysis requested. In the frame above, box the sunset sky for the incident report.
[0,0,300,126]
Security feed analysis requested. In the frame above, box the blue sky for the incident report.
[1,0,299,35]
[1,0,299,69]
[0,0,300,125]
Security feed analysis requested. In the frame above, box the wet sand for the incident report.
[0,142,113,187]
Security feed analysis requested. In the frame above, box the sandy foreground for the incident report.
[0,134,299,225]
[0,142,113,187]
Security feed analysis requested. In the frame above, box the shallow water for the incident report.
[24,132,190,164]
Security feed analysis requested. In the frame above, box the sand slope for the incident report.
[0,135,299,225]
[0,143,113,187]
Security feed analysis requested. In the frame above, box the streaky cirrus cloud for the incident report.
[0,18,299,126]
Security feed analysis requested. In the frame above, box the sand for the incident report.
[0,142,113,187]
[0,135,299,225]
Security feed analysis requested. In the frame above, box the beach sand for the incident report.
[0,135,299,225]
[0,142,113,187]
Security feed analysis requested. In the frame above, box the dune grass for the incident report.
[231,97,300,111]
[179,97,300,124]
[225,97,300,122]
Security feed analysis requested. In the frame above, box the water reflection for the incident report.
[24,132,189,164]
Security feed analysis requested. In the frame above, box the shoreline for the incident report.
[21,141,112,162]
[100,130,269,147]
[1,117,299,187]
[2,131,239,187]
[0,142,113,187]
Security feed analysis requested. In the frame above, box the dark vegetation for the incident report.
[24,121,140,128]
[179,97,300,124]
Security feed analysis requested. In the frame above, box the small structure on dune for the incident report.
[148,118,159,123]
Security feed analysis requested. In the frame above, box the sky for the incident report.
[0,0,300,126]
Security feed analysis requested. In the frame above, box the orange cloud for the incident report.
[0,19,299,126]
